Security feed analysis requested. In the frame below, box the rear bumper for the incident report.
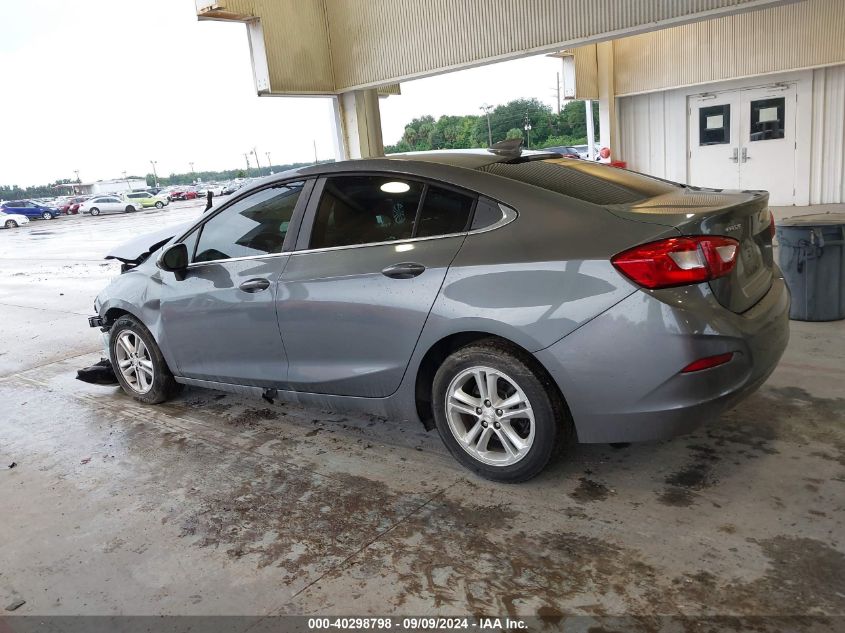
[536,276,790,443]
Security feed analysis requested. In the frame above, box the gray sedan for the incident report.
[89,144,789,482]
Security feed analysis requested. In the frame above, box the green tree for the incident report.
[505,128,523,140]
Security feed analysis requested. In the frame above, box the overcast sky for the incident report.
[0,0,562,187]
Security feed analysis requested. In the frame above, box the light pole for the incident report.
[523,116,532,149]
[243,153,251,175]
[252,147,261,173]
[189,162,195,181]
[122,170,129,191]
[313,140,318,165]
[480,104,493,146]
[265,152,272,172]
[150,161,159,188]
[73,169,80,183]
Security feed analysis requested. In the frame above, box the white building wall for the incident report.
[810,65,845,204]
[618,66,845,205]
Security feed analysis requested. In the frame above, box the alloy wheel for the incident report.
[5,220,16,229]
[445,365,535,466]
[114,331,155,394]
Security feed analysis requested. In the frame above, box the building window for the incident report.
[699,104,730,146]
[749,97,785,141]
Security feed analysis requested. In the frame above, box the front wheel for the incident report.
[41,211,53,220]
[109,315,180,404]
[125,205,136,213]
[432,340,572,482]
[5,220,17,229]
[155,201,164,209]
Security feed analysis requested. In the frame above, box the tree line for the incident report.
[0,161,325,201]
[385,98,599,153]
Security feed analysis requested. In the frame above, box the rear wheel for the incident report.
[5,220,17,229]
[125,205,136,213]
[432,340,572,482]
[109,315,180,404]
[41,211,52,220]
[90,207,100,216]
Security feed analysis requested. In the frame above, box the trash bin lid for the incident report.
[779,212,845,226]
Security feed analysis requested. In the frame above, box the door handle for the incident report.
[239,278,271,293]
[381,262,426,279]
[741,147,749,163]
[730,148,739,163]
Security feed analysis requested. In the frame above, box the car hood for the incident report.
[105,221,192,264]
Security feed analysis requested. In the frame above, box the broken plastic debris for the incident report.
[5,599,25,611]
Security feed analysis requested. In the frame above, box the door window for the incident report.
[193,181,304,263]
[310,176,423,249]
[415,186,474,237]
[698,104,731,145]
[749,97,785,141]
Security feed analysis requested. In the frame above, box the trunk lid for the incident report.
[607,188,774,313]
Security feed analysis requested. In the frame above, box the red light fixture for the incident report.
[611,236,739,289]
[681,352,735,373]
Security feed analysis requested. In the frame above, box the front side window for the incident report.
[193,181,304,263]
[310,176,423,249]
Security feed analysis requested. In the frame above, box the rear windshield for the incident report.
[478,158,677,206]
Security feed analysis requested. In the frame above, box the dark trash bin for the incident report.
[776,212,845,321]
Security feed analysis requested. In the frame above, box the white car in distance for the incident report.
[0,210,30,229]
[79,196,141,216]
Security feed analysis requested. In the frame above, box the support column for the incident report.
[596,41,618,159]
[331,89,385,160]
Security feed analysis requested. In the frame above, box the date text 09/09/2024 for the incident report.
[307,617,528,630]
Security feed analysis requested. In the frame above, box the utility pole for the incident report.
[523,116,532,149]
[251,147,261,174]
[480,104,493,146]
[189,162,195,181]
[243,153,251,175]
[313,140,318,165]
[150,160,159,187]
[265,152,272,172]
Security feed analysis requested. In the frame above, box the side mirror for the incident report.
[156,243,188,273]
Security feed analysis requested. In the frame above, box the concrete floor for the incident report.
[0,201,843,624]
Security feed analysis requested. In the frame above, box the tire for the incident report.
[125,205,136,213]
[432,339,572,483]
[90,207,100,216]
[41,211,52,220]
[5,220,17,229]
[155,201,164,209]
[109,315,180,404]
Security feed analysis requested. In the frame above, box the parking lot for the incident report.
[1,202,843,623]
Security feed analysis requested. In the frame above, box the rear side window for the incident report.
[415,187,474,238]
[310,176,423,249]
[479,159,675,205]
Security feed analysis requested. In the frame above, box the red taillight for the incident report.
[611,236,739,289]
[681,352,734,373]
[768,210,776,240]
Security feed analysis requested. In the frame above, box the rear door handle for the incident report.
[381,262,426,279]
[239,278,271,293]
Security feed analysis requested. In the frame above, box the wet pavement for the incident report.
[0,203,843,624]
